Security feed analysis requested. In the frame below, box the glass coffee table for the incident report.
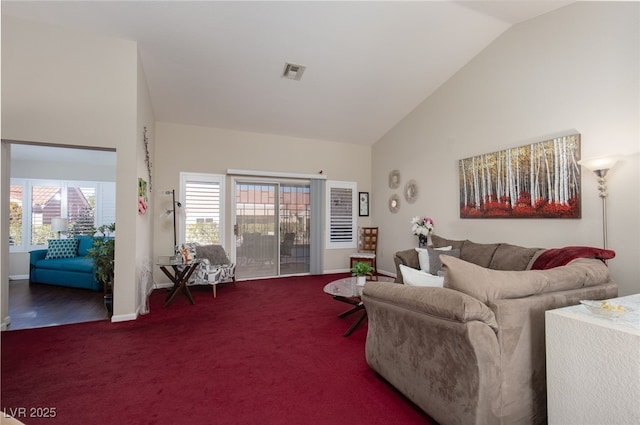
[323,275,395,337]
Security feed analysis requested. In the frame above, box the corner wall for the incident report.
[372,2,639,295]
[136,52,156,315]
[1,16,141,320]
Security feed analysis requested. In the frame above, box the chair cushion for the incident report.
[489,243,542,271]
[430,234,465,250]
[427,247,460,275]
[77,235,95,256]
[441,255,611,303]
[394,249,420,270]
[351,253,376,259]
[399,264,444,287]
[35,256,94,273]
[45,239,79,259]
[415,246,451,272]
[196,244,230,265]
[460,240,500,267]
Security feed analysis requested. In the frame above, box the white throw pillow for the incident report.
[399,264,445,287]
[415,246,452,272]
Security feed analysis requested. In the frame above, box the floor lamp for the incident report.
[161,190,182,248]
[578,156,619,249]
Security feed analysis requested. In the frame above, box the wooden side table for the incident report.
[157,258,201,307]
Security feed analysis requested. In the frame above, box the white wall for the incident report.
[372,2,639,295]
[1,16,141,322]
[11,158,116,181]
[153,122,372,283]
[136,52,156,314]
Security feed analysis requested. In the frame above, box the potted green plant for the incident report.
[86,223,115,314]
[351,261,373,286]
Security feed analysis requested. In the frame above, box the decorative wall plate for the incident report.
[388,170,401,189]
[404,180,418,204]
[388,194,400,213]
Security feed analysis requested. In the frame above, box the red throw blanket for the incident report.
[531,246,616,270]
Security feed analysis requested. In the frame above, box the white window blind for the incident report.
[180,173,225,245]
[9,178,115,252]
[326,181,356,249]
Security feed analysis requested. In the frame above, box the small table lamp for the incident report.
[51,217,69,239]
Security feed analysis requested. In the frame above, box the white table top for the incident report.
[547,293,640,334]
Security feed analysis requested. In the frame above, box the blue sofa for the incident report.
[29,235,102,292]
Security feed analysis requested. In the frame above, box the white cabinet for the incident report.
[545,294,640,425]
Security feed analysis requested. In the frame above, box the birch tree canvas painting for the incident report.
[459,134,581,218]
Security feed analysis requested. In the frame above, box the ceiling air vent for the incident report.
[282,62,306,81]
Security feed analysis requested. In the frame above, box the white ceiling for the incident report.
[2,1,572,146]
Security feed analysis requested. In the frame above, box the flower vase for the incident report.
[418,234,433,248]
[356,275,366,286]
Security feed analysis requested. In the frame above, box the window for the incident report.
[180,173,225,245]
[10,178,116,252]
[9,184,23,247]
[325,181,356,249]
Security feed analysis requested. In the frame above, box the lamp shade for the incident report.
[578,156,619,172]
[51,217,69,232]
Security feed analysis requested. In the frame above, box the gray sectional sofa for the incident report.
[362,235,617,425]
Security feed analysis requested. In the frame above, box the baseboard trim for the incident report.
[1,315,11,331]
[9,274,29,281]
[111,312,137,323]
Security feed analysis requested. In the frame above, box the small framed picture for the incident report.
[359,192,369,217]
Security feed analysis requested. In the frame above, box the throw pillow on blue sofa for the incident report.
[45,239,79,259]
[77,235,95,256]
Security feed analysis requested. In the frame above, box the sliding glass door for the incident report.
[279,183,310,276]
[235,182,278,279]
[234,181,310,279]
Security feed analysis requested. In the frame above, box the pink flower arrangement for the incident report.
[411,216,434,237]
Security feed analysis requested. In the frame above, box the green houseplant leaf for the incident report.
[350,261,373,276]
[86,223,115,291]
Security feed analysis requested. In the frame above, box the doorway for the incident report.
[4,142,116,329]
[234,180,310,279]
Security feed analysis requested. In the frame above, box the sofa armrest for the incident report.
[393,249,420,283]
[485,280,617,423]
[363,282,501,425]
[30,249,48,266]
[363,282,497,330]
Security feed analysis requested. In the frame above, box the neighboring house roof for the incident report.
[9,186,23,205]
[31,186,60,209]
[11,185,91,221]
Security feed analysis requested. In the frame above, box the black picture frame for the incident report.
[359,192,369,217]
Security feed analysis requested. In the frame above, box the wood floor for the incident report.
[7,280,110,331]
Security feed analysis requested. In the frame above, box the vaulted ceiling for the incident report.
[2,1,572,146]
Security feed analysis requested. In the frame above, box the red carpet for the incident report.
[1,274,435,425]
